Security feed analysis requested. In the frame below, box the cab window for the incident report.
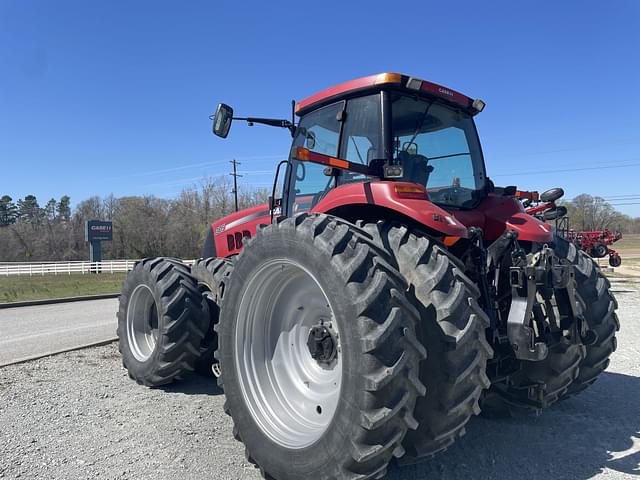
[288,102,343,213]
[340,94,382,165]
[391,94,486,208]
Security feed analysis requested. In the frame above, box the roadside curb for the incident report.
[0,337,119,368]
[0,293,120,309]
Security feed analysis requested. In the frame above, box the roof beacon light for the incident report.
[374,72,402,85]
[472,99,486,112]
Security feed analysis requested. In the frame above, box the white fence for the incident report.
[0,259,195,276]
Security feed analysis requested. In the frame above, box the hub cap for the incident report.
[126,284,159,362]
[235,259,342,449]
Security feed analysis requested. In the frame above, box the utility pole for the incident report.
[230,159,242,212]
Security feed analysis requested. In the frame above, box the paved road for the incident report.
[0,298,118,366]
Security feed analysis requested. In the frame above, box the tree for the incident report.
[17,195,41,224]
[0,195,18,225]
[57,195,71,221]
[565,194,628,231]
[75,196,104,221]
[45,198,57,221]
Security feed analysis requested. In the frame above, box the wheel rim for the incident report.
[235,259,342,449]
[126,284,160,362]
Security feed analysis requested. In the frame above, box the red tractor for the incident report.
[516,189,624,267]
[117,73,619,480]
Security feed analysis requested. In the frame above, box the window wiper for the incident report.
[425,152,470,161]
[407,101,435,146]
[350,137,365,164]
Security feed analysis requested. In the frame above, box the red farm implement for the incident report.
[516,189,623,267]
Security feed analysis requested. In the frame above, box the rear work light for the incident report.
[384,164,404,179]
[472,99,486,112]
[394,184,428,200]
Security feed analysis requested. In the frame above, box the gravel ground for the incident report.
[0,279,638,480]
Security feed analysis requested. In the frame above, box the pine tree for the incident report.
[45,198,57,221]
[0,195,18,225]
[57,195,71,221]
[17,195,41,223]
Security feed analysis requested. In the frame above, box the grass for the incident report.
[613,233,640,257]
[0,273,126,304]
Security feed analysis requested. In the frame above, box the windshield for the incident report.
[391,94,486,208]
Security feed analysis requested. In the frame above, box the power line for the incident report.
[600,194,640,200]
[493,161,640,177]
[493,137,640,160]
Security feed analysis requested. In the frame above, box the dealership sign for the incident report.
[85,220,113,242]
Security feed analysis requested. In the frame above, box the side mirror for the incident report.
[540,187,564,203]
[212,103,234,138]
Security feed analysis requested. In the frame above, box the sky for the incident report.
[1,0,640,215]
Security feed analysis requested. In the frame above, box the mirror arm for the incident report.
[233,117,296,136]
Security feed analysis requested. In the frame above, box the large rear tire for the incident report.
[361,222,492,462]
[218,214,426,480]
[191,257,234,376]
[482,242,587,414]
[483,338,585,414]
[555,237,619,397]
[117,257,205,387]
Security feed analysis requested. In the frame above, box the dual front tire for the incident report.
[117,257,206,386]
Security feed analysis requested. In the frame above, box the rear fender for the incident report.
[312,181,469,238]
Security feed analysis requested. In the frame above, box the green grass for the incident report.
[614,233,640,256]
[0,273,126,304]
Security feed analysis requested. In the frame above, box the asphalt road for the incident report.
[0,298,118,366]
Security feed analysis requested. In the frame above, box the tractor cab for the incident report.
[285,73,489,216]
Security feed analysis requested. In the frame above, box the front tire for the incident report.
[191,257,234,376]
[117,257,205,386]
[218,214,426,480]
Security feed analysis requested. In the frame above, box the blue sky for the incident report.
[1,1,639,215]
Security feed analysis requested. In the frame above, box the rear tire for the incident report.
[117,257,205,387]
[555,238,619,397]
[218,214,426,480]
[191,257,234,376]
[482,240,587,414]
[361,222,492,462]
[483,338,585,414]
